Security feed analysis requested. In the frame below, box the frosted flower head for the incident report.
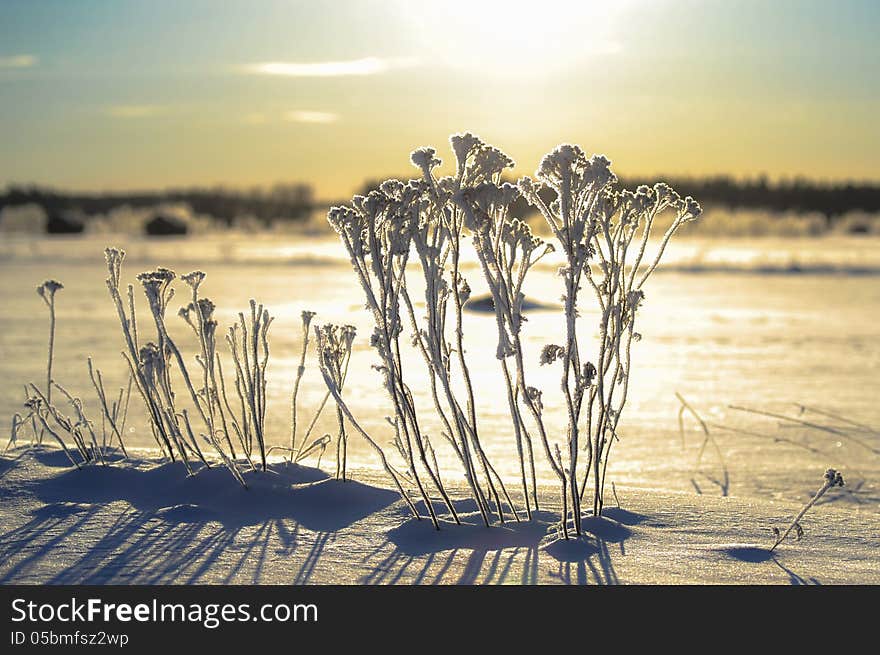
[195,297,215,320]
[536,146,616,204]
[517,176,536,196]
[540,344,565,365]
[104,247,126,289]
[435,176,457,198]
[525,386,543,413]
[629,185,654,215]
[653,182,680,205]
[455,182,521,234]
[583,362,597,386]
[411,147,442,181]
[397,180,430,223]
[505,217,544,255]
[379,179,406,199]
[537,144,586,186]
[384,211,415,257]
[138,342,164,381]
[498,181,520,207]
[359,190,390,221]
[314,323,357,385]
[450,132,483,173]
[626,289,645,313]
[181,270,206,291]
[301,310,317,331]
[681,196,702,221]
[468,145,514,185]
[36,279,63,304]
[824,468,845,487]
[336,185,417,262]
[341,324,357,351]
[327,205,370,256]
[588,154,615,188]
[177,305,195,329]
[328,204,364,232]
[137,268,176,316]
[137,268,176,285]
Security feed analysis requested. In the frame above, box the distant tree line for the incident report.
[360,175,880,228]
[0,183,315,226]
[4,176,879,233]
[616,175,880,226]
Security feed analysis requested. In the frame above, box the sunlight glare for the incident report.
[402,0,630,75]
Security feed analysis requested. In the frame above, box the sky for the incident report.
[1,0,878,199]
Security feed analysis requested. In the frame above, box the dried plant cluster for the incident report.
[8,253,353,489]
[9,280,131,467]
[7,132,705,542]
[326,133,702,536]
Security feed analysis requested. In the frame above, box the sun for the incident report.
[400,0,630,76]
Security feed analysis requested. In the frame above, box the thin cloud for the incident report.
[284,110,338,124]
[243,56,417,78]
[0,54,37,69]
[105,105,166,118]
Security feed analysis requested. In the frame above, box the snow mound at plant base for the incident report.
[1,447,877,585]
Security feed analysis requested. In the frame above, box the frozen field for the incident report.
[1,233,877,498]
[0,233,878,584]
[1,450,877,584]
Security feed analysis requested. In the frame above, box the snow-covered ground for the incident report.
[1,447,876,585]
[1,233,878,584]
[2,233,879,494]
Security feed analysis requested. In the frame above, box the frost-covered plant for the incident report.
[105,249,175,459]
[225,300,273,471]
[314,323,419,518]
[23,381,106,467]
[87,358,131,457]
[327,142,531,529]
[178,271,246,463]
[328,134,700,535]
[406,139,525,525]
[35,279,63,442]
[290,310,316,455]
[136,267,217,473]
[770,468,845,552]
[520,146,701,534]
[282,309,341,467]
[23,395,83,467]
[36,280,63,404]
[103,249,246,485]
[311,323,356,480]
[454,172,555,521]
[5,413,24,453]
[328,190,460,529]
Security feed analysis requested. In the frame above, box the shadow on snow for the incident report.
[358,499,646,585]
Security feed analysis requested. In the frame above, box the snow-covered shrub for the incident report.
[224,299,274,471]
[519,143,701,535]
[104,249,248,484]
[327,133,701,537]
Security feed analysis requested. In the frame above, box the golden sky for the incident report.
[1,0,879,199]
